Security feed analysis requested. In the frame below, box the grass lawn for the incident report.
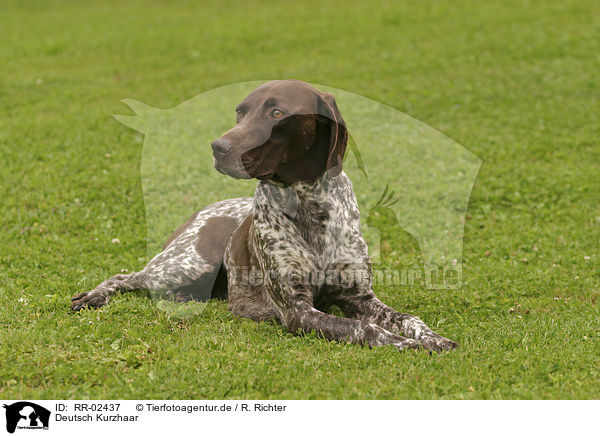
[1,0,599,399]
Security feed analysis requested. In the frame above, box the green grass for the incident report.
[1,0,599,399]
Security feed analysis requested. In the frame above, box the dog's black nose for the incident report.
[211,138,232,155]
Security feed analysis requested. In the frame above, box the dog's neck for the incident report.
[254,171,336,222]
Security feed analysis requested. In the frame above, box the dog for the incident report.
[71,79,457,352]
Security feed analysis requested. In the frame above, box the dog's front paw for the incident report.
[70,291,109,311]
[421,334,459,352]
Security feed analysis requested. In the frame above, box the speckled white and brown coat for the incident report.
[72,80,457,352]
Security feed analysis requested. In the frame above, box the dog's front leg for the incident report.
[340,294,458,352]
[328,263,458,352]
[280,304,422,351]
[261,268,422,351]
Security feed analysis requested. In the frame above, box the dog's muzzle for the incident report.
[211,137,251,179]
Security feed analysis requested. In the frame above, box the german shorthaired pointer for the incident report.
[72,80,457,352]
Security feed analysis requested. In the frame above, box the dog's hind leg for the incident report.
[71,272,148,310]
[71,198,253,311]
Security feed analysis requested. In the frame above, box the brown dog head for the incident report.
[211,80,347,185]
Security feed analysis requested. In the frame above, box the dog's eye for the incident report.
[271,109,284,119]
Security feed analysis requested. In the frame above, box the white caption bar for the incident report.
[0,400,595,435]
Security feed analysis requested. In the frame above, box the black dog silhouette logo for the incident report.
[3,402,50,433]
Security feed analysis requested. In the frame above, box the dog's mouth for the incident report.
[213,159,226,175]
[240,153,279,181]
[213,156,252,180]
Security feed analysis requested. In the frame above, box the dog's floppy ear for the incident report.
[318,92,348,177]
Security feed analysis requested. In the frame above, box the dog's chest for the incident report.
[292,184,361,266]
[292,196,333,253]
[254,173,364,268]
